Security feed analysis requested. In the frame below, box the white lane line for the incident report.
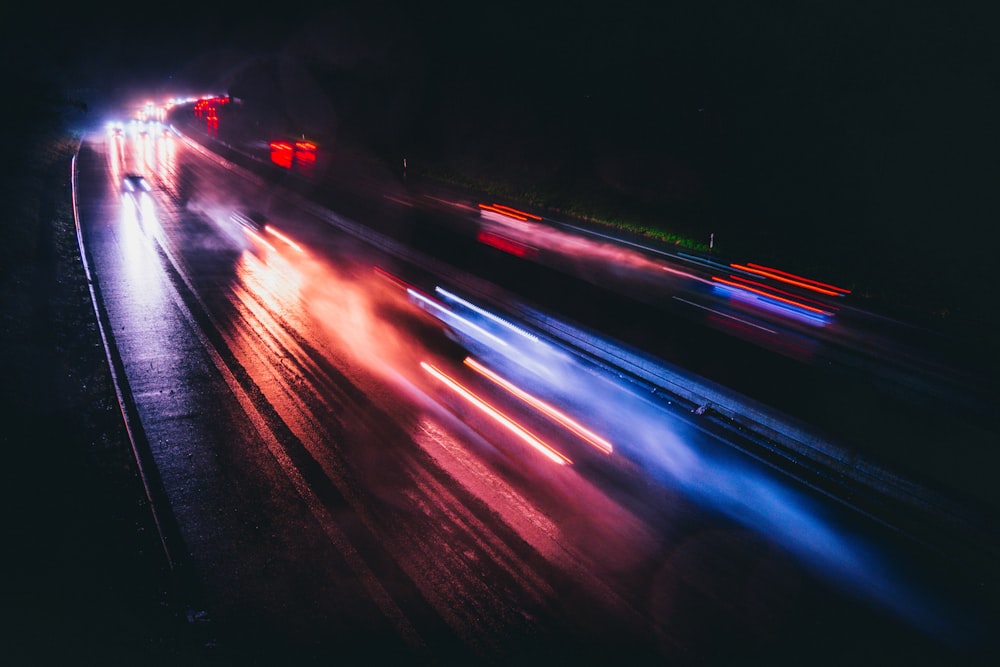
[672,296,777,334]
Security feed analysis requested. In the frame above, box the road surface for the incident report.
[70,117,997,664]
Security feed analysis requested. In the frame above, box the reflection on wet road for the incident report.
[70,118,997,664]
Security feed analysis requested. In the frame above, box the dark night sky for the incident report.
[9,0,1000,322]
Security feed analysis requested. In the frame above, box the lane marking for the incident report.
[672,296,777,334]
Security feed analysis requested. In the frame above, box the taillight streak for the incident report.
[730,262,850,297]
[421,362,571,465]
[464,357,613,455]
[726,275,837,313]
[712,276,832,316]
[477,202,542,221]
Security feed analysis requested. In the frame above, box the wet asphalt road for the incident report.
[66,122,998,665]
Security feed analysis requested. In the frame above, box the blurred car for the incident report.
[122,173,151,194]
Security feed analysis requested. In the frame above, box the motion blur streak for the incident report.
[479,203,527,221]
[478,202,542,221]
[712,277,829,315]
[407,289,507,348]
[476,229,538,258]
[464,357,614,454]
[448,314,938,631]
[420,362,572,465]
[373,265,416,291]
[713,276,833,324]
[435,287,538,342]
[264,226,304,253]
[242,226,277,253]
[269,141,293,168]
[673,296,778,334]
[726,274,838,313]
[494,204,541,220]
[660,263,709,284]
[732,262,851,296]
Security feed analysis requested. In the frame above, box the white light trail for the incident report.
[408,289,507,347]
[435,287,538,342]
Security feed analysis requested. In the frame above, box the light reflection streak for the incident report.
[464,357,613,454]
[139,132,155,173]
[155,129,175,183]
[234,249,305,337]
[120,194,163,285]
[421,361,572,465]
[421,288,948,636]
[109,135,126,183]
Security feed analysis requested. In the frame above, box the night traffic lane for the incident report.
[77,120,674,661]
[70,120,996,664]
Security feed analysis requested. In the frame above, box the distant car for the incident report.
[230,209,268,234]
[122,173,151,194]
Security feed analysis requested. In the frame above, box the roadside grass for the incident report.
[412,160,711,253]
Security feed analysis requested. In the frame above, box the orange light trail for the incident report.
[490,203,542,221]
[479,203,527,221]
[243,227,276,253]
[478,203,542,222]
[712,276,832,315]
[730,263,850,296]
[464,357,613,454]
[726,275,837,313]
[264,226,303,253]
[421,362,572,465]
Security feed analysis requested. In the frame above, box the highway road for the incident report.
[71,113,998,664]
[172,100,1000,523]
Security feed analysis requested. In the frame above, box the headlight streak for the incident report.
[464,356,614,455]
[413,287,947,636]
[435,287,538,342]
[407,288,507,348]
[420,361,572,466]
